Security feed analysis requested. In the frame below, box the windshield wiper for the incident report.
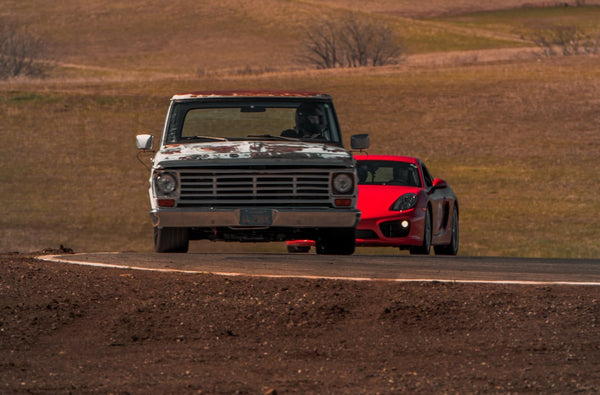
[185,136,229,142]
[247,134,298,141]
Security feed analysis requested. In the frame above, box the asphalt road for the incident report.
[40,252,600,285]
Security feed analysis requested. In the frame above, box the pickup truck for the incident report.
[136,90,369,254]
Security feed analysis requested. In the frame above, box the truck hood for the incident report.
[154,141,354,167]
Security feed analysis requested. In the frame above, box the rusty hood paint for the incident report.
[172,90,329,101]
[154,141,354,168]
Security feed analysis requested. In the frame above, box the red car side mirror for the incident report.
[432,178,448,189]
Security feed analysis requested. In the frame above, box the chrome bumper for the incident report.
[150,208,361,229]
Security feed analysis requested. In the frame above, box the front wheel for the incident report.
[410,208,431,255]
[316,228,355,255]
[434,205,459,256]
[154,227,189,253]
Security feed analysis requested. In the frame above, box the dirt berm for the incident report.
[1,252,599,393]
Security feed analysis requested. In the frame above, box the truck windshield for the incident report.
[165,101,342,145]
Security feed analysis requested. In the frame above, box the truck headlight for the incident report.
[332,173,354,195]
[155,172,177,194]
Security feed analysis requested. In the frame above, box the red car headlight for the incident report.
[390,193,417,211]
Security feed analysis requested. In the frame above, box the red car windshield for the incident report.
[356,160,421,187]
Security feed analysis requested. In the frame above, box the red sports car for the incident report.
[287,155,459,255]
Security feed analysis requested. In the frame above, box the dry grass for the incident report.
[9,0,591,75]
[300,0,600,18]
[1,1,599,257]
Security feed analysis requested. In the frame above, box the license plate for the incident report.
[240,209,273,226]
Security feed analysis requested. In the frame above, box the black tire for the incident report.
[316,228,355,255]
[410,208,431,255]
[435,205,459,256]
[154,227,189,253]
[287,245,311,253]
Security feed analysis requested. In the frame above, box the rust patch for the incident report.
[249,151,322,159]
[201,144,240,153]
[155,141,351,164]
[163,147,182,154]
[172,90,329,101]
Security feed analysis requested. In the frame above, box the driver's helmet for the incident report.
[357,164,369,183]
[295,103,325,135]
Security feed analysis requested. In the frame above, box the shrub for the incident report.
[534,26,599,56]
[0,24,46,79]
[300,16,405,69]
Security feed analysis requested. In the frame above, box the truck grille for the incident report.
[176,168,333,207]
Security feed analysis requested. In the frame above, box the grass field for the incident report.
[1,1,599,257]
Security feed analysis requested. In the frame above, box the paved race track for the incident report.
[40,253,600,285]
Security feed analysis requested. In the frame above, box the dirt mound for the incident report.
[1,253,599,393]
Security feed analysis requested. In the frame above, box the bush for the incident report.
[0,24,46,79]
[534,26,599,57]
[300,16,405,69]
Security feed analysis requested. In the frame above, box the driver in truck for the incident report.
[281,103,328,139]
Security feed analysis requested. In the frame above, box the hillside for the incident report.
[1,1,599,257]
[2,0,598,77]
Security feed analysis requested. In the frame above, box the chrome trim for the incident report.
[150,208,360,228]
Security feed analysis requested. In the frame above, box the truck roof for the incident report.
[171,90,331,101]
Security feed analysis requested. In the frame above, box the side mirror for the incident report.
[136,134,154,151]
[351,134,370,150]
[432,178,448,189]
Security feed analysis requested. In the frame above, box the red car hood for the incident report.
[357,185,421,219]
